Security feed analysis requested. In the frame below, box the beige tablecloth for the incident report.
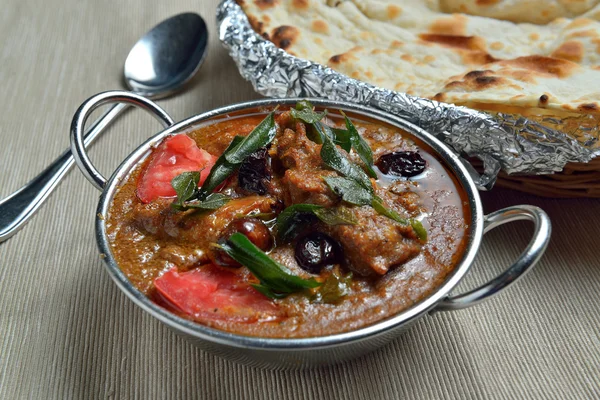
[1,1,599,398]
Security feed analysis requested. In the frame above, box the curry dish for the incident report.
[106,102,470,338]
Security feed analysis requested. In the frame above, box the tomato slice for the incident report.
[137,134,217,203]
[154,266,282,323]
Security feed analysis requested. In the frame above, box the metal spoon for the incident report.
[0,13,208,243]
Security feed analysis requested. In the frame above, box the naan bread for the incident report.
[239,0,600,116]
[440,0,600,24]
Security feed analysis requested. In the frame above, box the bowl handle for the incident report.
[70,90,175,191]
[434,205,551,312]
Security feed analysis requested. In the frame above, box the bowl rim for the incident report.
[95,97,484,350]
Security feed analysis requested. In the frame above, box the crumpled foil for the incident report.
[217,0,599,189]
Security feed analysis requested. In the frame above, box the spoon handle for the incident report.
[0,103,128,243]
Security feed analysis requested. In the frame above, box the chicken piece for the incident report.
[323,205,421,276]
[275,126,339,207]
[273,120,423,276]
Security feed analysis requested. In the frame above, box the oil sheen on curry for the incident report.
[106,102,470,338]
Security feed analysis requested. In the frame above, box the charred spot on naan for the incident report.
[566,18,596,30]
[497,67,539,84]
[428,14,468,36]
[248,15,267,36]
[328,48,361,65]
[463,70,493,78]
[419,34,498,65]
[565,29,599,40]
[292,0,309,9]
[419,34,487,52]
[496,56,578,78]
[578,103,599,112]
[270,26,300,50]
[312,20,329,34]
[387,4,402,19]
[560,102,600,113]
[254,0,279,10]
[400,54,416,63]
[464,52,499,65]
[439,71,516,94]
[551,41,585,63]
[439,55,579,97]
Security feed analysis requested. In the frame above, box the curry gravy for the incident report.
[106,111,470,338]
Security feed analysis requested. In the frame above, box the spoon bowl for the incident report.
[125,13,208,98]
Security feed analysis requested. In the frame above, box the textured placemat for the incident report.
[1,1,599,398]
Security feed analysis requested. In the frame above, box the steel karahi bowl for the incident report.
[70,91,551,369]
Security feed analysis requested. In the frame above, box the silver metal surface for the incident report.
[70,91,175,190]
[0,13,208,243]
[434,205,551,311]
[217,0,599,189]
[71,93,550,368]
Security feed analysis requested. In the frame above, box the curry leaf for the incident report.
[291,102,327,124]
[220,233,321,297]
[225,112,277,164]
[320,128,373,191]
[308,122,348,149]
[252,284,289,299]
[332,127,352,152]
[182,193,231,210]
[199,135,244,198]
[315,271,353,304]
[171,171,200,205]
[371,195,409,225]
[313,206,358,225]
[314,113,427,240]
[306,125,324,144]
[371,196,427,240]
[295,99,314,112]
[312,121,336,143]
[341,112,377,178]
[410,219,428,241]
[324,177,372,206]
